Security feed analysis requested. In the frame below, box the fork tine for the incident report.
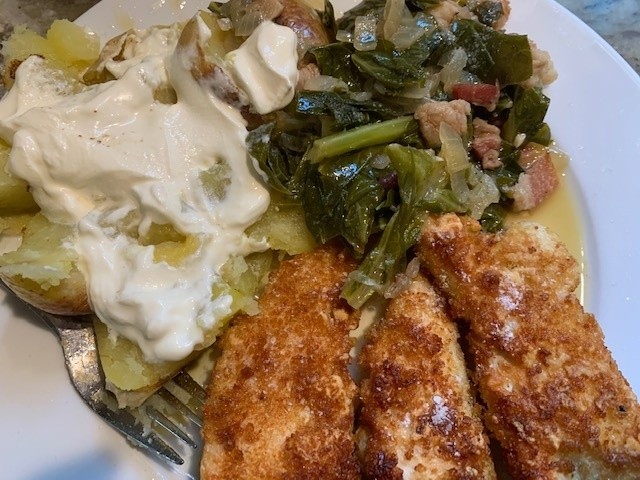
[12,298,205,467]
[146,405,198,449]
[95,404,185,465]
[172,370,207,411]
[157,387,202,427]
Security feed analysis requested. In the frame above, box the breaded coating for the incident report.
[200,243,360,480]
[357,274,497,480]
[417,213,640,479]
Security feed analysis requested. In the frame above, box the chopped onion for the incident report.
[514,132,526,148]
[336,29,353,43]
[439,124,500,218]
[439,47,468,93]
[383,0,435,51]
[383,257,420,299]
[467,165,500,218]
[373,80,391,96]
[405,256,420,278]
[382,0,404,42]
[354,14,378,51]
[371,153,391,169]
[439,122,471,204]
[349,91,372,101]
[390,11,428,50]
[221,0,284,37]
[217,17,233,31]
[233,11,265,36]
[400,84,433,99]
[347,269,382,288]
[304,75,349,93]
[450,170,470,205]
[439,122,469,174]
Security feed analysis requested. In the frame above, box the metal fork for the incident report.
[30,306,207,467]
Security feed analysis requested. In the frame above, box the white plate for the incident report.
[1,0,639,478]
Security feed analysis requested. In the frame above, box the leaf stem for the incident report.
[306,116,415,163]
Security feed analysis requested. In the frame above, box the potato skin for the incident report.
[276,0,331,57]
[1,269,90,315]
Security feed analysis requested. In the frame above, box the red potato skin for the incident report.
[276,0,331,60]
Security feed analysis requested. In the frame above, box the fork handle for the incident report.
[30,309,106,403]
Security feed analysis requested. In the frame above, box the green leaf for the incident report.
[309,43,363,89]
[299,149,388,255]
[247,122,313,196]
[487,142,524,195]
[530,122,551,146]
[450,19,532,85]
[386,144,463,212]
[501,86,550,143]
[352,48,426,89]
[352,25,447,89]
[295,90,401,131]
[406,0,443,11]
[479,203,507,232]
[341,144,463,307]
[341,206,412,308]
[319,0,337,40]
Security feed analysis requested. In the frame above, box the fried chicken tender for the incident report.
[200,243,360,480]
[357,274,496,480]
[416,213,640,479]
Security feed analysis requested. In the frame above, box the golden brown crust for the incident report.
[1,269,90,315]
[417,213,640,479]
[357,275,496,480]
[201,243,360,480]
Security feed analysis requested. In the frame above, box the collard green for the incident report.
[242,0,558,308]
[450,19,533,85]
[502,86,551,144]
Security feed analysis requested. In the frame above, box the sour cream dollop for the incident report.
[226,21,299,115]
[0,17,299,361]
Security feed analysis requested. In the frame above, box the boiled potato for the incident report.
[247,193,317,254]
[2,19,99,88]
[95,250,278,407]
[0,15,316,406]
[0,213,90,315]
[94,319,202,407]
[0,141,39,216]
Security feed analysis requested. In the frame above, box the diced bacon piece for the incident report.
[471,118,502,169]
[507,144,559,211]
[452,83,500,111]
[414,99,471,148]
[296,62,320,90]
